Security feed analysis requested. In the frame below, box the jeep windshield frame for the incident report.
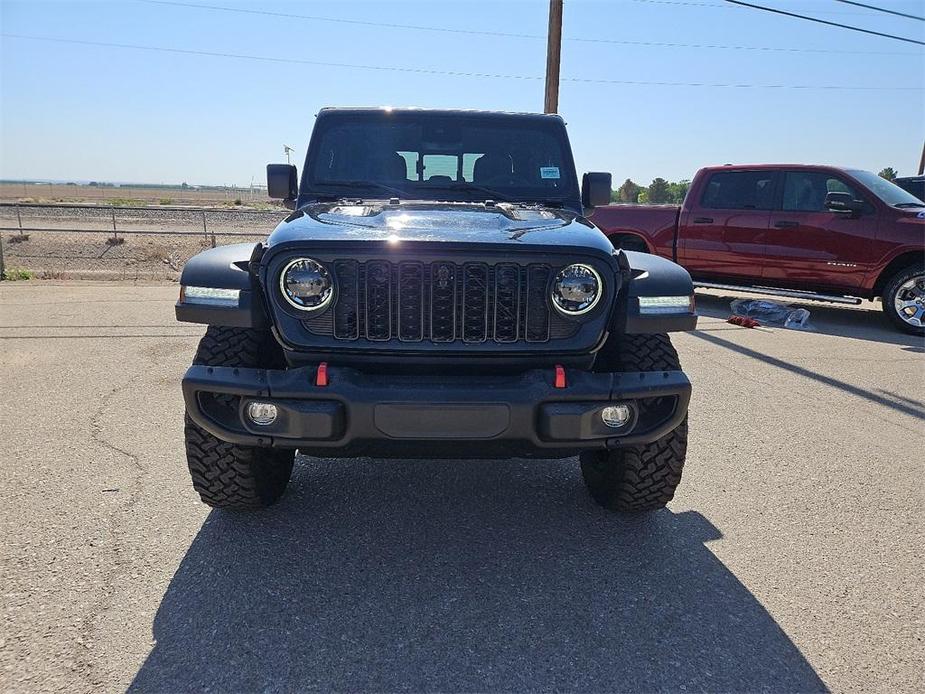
[298,109,583,213]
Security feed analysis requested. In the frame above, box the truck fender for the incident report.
[618,250,698,334]
[175,243,269,328]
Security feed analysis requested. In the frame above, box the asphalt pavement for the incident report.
[0,282,922,693]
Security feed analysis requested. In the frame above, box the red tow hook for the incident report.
[554,364,567,389]
[315,362,329,387]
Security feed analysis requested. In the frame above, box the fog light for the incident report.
[246,402,278,426]
[601,404,633,429]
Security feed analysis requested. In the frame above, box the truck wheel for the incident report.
[882,264,925,335]
[580,333,688,512]
[184,326,294,510]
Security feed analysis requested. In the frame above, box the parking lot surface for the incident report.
[1,282,922,692]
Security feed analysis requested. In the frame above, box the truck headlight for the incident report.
[280,258,333,311]
[551,263,602,315]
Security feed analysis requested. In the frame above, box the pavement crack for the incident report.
[73,372,148,689]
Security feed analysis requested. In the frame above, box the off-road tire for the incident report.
[580,333,688,512]
[184,326,294,509]
[881,264,925,336]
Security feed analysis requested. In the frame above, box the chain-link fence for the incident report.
[0,203,287,280]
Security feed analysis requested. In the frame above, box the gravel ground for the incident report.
[0,283,922,693]
[0,205,285,280]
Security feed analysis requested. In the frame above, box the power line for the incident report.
[2,32,921,91]
[833,0,924,22]
[629,0,872,15]
[724,0,925,45]
[137,0,915,56]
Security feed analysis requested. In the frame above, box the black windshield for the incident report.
[302,111,580,206]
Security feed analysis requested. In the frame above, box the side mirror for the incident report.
[824,191,864,215]
[267,164,298,207]
[582,172,612,211]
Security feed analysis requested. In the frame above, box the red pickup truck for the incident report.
[593,165,925,334]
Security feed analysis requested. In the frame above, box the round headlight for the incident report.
[280,258,333,311]
[551,263,602,315]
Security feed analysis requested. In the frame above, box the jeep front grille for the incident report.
[303,259,577,345]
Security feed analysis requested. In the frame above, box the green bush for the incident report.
[1,267,34,281]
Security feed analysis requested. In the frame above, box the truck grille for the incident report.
[304,259,577,345]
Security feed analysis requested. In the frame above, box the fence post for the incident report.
[0,231,5,280]
[16,204,23,233]
[202,211,208,244]
[111,208,119,243]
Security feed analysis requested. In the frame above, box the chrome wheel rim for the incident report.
[893,275,925,327]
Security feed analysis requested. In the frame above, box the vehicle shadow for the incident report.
[694,291,924,351]
[130,457,825,692]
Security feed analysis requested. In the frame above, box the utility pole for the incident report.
[544,0,563,114]
[918,139,924,176]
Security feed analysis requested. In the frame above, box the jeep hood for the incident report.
[266,201,615,254]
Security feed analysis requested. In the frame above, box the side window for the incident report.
[782,172,862,212]
[462,153,484,182]
[396,151,418,181]
[700,171,776,210]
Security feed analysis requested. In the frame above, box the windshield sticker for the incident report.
[540,166,560,179]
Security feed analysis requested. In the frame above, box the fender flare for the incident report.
[175,243,269,328]
[618,250,698,334]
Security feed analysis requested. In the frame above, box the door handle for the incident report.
[693,217,713,224]
[774,220,799,228]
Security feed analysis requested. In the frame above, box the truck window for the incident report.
[782,172,863,212]
[700,171,776,210]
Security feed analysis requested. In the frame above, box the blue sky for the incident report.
[1,0,923,186]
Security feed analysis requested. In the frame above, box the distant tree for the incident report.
[181,182,190,189]
[615,178,642,204]
[878,167,897,182]
[648,178,671,204]
[668,179,691,204]
[637,189,650,204]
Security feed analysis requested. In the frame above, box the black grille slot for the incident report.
[493,264,520,342]
[525,265,551,342]
[365,260,392,341]
[398,262,424,341]
[430,262,457,342]
[333,260,359,339]
[462,263,489,343]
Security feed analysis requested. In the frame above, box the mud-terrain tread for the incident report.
[581,333,688,513]
[185,326,293,509]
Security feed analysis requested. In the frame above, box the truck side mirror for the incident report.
[582,172,612,211]
[267,164,298,207]
[824,191,863,215]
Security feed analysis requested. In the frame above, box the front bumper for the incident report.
[183,365,691,458]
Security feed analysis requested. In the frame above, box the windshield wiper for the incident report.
[424,183,566,207]
[316,180,409,199]
[422,183,515,202]
[894,202,924,208]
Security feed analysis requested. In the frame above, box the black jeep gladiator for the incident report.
[176,108,697,512]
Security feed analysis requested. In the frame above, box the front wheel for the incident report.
[882,265,925,335]
[184,326,294,510]
[580,333,688,512]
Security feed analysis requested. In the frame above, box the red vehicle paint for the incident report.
[593,164,925,333]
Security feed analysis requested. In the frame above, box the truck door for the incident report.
[679,169,777,282]
[764,170,877,293]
